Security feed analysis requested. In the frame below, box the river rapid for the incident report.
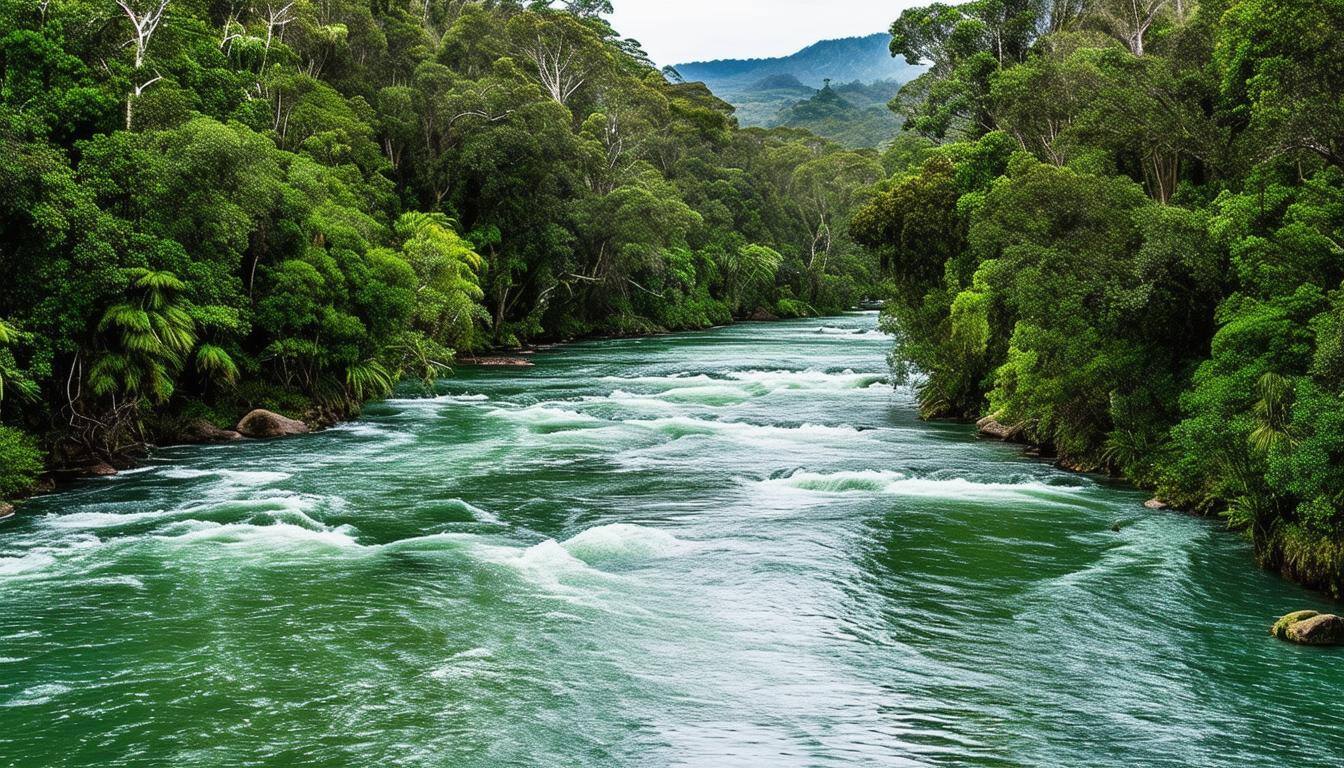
[2,312,1341,767]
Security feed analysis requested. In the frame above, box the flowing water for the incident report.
[2,312,1341,767]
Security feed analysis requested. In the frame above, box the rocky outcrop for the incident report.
[179,419,243,444]
[235,409,310,439]
[1272,611,1344,646]
[87,462,118,477]
[748,307,778,322]
[976,415,1025,442]
[467,357,535,368]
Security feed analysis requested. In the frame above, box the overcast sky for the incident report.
[607,1,913,66]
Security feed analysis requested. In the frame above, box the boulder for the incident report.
[977,415,1023,441]
[235,409,310,439]
[1144,498,1170,510]
[180,419,243,444]
[1272,611,1344,646]
[748,306,778,322]
[0,502,14,521]
[87,462,118,477]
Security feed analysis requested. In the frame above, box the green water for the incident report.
[2,312,1340,767]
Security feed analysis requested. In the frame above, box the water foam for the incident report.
[764,470,1090,502]
[160,467,292,485]
[725,369,889,391]
[3,683,72,708]
[492,405,608,433]
[562,524,686,563]
[155,520,362,551]
[632,417,862,445]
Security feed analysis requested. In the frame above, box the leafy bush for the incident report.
[0,426,42,499]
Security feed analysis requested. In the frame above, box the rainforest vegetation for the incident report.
[0,0,886,494]
[854,0,1344,593]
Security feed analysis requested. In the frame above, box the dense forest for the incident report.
[0,0,887,497]
[855,0,1344,593]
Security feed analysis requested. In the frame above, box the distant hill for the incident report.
[672,34,924,144]
[767,80,905,149]
[675,34,919,91]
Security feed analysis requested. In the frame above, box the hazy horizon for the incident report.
[607,0,917,67]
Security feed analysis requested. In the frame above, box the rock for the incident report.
[235,409,310,439]
[1272,610,1320,639]
[468,357,535,368]
[1144,498,1169,510]
[180,419,243,444]
[1286,614,1344,646]
[976,416,1023,441]
[748,306,778,322]
[0,502,14,521]
[1272,611,1344,645]
[88,462,118,477]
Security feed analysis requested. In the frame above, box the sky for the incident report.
[607,0,914,67]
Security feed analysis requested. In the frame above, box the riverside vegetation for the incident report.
[854,0,1344,594]
[0,0,886,494]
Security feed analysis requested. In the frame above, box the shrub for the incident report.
[0,426,43,499]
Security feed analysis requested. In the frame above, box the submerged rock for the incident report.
[1272,611,1344,646]
[235,409,310,439]
[180,419,243,444]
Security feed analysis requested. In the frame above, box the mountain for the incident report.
[672,34,924,143]
[675,33,919,91]
[766,80,905,149]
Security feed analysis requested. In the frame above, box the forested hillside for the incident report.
[673,34,924,129]
[0,0,885,496]
[768,80,904,148]
[855,0,1344,593]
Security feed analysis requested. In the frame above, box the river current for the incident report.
[2,312,1341,767]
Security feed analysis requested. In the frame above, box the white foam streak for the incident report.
[763,470,1090,502]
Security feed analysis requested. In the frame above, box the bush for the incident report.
[0,426,43,499]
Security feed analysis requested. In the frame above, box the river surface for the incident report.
[2,312,1341,767]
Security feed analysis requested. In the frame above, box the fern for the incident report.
[345,360,394,402]
[195,344,240,385]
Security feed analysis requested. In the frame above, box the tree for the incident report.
[1093,0,1170,56]
[789,150,883,300]
[116,0,170,130]
[508,10,613,107]
[89,269,196,407]
[1216,0,1344,169]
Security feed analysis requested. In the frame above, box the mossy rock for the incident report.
[1272,611,1344,645]
[1271,611,1320,640]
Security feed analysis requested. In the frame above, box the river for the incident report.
[1,312,1341,767]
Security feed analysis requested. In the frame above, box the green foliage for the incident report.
[859,0,1344,592]
[0,425,42,499]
